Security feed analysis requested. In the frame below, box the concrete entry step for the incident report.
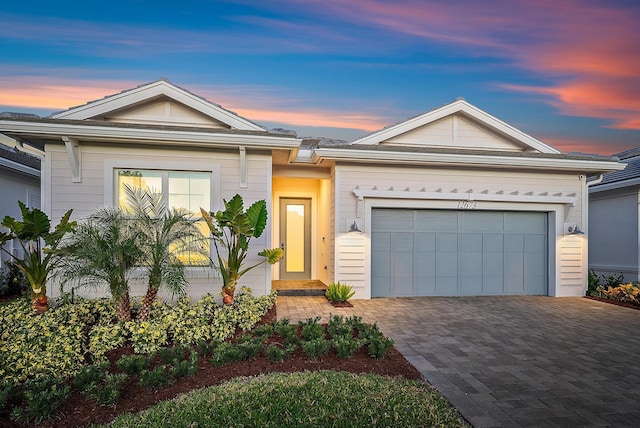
[272,280,327,296]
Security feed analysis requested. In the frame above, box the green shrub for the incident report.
[169,351,198,378]
[328,314,354,339]
[0,381,16,415]
[73,363,109,390]
[299,317,325,341]
[211,343,244,367]
[325,281,355,302]
[83,373,128,407]
[301,338,330,358]
[237,339,263,359]
[367,334,394,359]
[158,345,190,364]
[139,366,172,388]
[272,319,299,345]
[196,339,217,357]
[10,376,70,423]
[89,323,126,359]
[126,320,169,354]
[251,324,274,339]
[333,336,364,358]
[116,354,150,375]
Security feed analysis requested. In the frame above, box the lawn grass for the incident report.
[102,371,468,428]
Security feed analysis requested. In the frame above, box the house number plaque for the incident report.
[457,200,477,210]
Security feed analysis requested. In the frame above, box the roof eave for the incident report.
[589,177,640,193]
[313,148,625,173]
[0,120,301,150]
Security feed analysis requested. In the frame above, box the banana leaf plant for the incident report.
[200,194,283,305]
[0,202,75,311]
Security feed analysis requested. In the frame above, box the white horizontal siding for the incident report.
[47,143,272,299]
[334,163,586,298]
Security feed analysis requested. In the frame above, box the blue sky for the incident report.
[1,0,638,155]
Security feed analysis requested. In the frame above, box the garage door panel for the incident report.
[505,234,524,252]
[461,251,482,275]
[415,210,458,232]
[371,232,390,249]
[414,233,436,251]
[371,209,547,297]
[391,232,413,252]
[436,233,458,252]
[415,275,436,295]
[506,212,546,233]
[462,211,504,232]
[462,233,483,251]
[436,252,458,277]
[483,252,504,276]
[483,234,504,252]
[461,276,483,294]
[414,252,435,276]
[372,209,414,232]
[371,253,390,277]
[526,235,546,251]
[483,276,504,294]
[391,276,414,295]
[436,277,458,295]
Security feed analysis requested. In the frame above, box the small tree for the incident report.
[60,207,143,322]
[0,202,75,311]
[201,194,283,305]
[122,185,208,321]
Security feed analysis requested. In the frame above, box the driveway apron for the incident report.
[277,295,640,427]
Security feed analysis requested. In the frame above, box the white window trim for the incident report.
[104,159,220,213]
[104,158,220,276]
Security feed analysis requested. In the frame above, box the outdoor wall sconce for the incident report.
[567,224,584,235]
[348,220,362,233]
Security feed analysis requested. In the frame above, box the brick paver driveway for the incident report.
[278,296,640,427]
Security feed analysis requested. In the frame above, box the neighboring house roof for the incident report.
[589,147,640,192]
[0,138,40,177]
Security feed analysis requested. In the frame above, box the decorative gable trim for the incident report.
[352,99,561,154]
[51,80,265,132]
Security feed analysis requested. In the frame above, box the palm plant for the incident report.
[0,202,75,311]
[121,185,208,321]
[60,207,143,322]
[200,194,283,305]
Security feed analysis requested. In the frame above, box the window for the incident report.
[116,169,211,264]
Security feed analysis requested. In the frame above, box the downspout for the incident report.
[586,174,604,187]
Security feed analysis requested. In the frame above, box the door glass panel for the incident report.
[286,204,305,272]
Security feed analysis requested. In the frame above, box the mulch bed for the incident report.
[2,305,422,428]
[328,300,353,307]
[584,295,640,310]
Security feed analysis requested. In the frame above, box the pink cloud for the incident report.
[295,0,640,132]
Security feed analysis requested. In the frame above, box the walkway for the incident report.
[277,295,640,427]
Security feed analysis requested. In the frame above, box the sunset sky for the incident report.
[1,0,638,155]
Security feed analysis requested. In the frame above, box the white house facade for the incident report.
[0,80,624,299]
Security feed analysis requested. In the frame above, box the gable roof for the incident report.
[351,99,561,154]
[0,138,40,177]
[51,79,265,132]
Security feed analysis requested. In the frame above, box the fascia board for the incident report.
[0,157,40,178]
[52,81,264,132]
[313,148,626,173]
[0,121,300,150]
[352,100,560,154]
[589,177,640,193]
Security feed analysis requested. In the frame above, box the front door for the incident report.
[279,198,311,279]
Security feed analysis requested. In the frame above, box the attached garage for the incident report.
[371,208,548,297]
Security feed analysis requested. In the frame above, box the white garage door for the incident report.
[371,209,548,297]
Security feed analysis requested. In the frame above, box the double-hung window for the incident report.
[116,169,211,264]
